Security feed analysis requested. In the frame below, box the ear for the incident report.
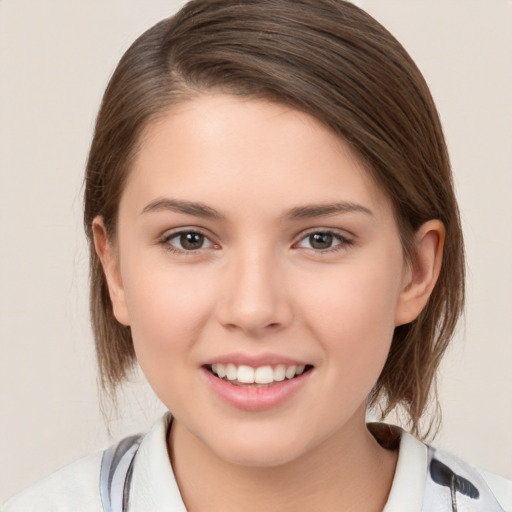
[395,220,445,326]
[92,217,130,326]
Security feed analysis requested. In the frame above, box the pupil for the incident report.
[180,232,204,250]
[310,233,332,249]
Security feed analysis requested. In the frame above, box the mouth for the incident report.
[205,363,314,388]
[201,360,314,411]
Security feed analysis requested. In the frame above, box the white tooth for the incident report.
[285,365,297,379]
[237,365,255,383]
[211,363,218,375]
[216,363,226,378]
[254,366,274,384]
[226,363,237,380]
[296,364,305,375]
[274,365,286,382]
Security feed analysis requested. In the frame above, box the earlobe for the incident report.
[92,217,130,326]
[395,220,445,326]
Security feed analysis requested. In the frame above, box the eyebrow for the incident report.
[141,198,372,220]
[141,198,226,220]
[284,202,373,219]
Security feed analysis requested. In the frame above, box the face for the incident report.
[101,94,416,467]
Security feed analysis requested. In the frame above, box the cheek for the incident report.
[298,259,402,379]
[120,256,217,372]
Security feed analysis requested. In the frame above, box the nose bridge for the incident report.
[217,243,291,334]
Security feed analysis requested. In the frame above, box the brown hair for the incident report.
[84,0,464,437]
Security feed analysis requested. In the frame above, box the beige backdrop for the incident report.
[1,0,511,502]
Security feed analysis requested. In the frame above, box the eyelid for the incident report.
[293,228,354,251]
[159,226,219,253]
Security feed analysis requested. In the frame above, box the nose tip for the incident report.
[223,300,285,335]
[215,260,293,336]
[219,289,291,336]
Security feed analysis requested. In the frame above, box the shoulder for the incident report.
[371,423,512,512]
[0,415,174,512]
[1,450,104,512]
[424,445,512,512]
[480,469,512,512]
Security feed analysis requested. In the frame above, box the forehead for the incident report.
[123,94,392,218]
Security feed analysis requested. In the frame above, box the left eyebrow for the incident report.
[284,202,373,220]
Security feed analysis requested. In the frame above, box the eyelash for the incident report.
[160,229,216,256]
[294,229,354,253]
[159,228,354,255]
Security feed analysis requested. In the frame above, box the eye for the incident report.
[295,230,353,251]
[163,230,215,252]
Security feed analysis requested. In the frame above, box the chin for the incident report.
[204,428,313,468]
[218,445,301,468]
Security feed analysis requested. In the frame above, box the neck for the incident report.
[168,407,398,512]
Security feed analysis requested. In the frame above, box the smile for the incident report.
[202,362,313,411]
[209,363,309,386]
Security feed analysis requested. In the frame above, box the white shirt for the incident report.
[2,414,511,511]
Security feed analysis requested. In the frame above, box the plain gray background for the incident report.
[1,0,511,501]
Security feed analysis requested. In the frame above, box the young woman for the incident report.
[2,1,510,511]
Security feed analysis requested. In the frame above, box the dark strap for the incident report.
[100,434,143,512]
[424,446,506,512]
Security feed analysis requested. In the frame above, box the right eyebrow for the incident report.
[140,198,226,220]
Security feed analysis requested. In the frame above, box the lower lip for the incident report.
[201,368,312,412]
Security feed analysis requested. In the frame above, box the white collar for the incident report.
[129,413,186,512]
[128,414,428,512]
[381,427,428,511]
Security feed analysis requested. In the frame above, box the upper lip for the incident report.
[202,352,310,368]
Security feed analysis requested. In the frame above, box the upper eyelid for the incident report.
[294,227,354,241]
[292,229,355,252]
[159,228,219,252]
[161,226,215,240]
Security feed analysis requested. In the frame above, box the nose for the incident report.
[215,249,293,337]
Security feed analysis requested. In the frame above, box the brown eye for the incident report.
[309,233,333,250]
[164,231,214,252]
[296,230,353,252]
[180,232,205,250]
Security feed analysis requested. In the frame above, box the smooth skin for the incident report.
[94,94,444,512]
